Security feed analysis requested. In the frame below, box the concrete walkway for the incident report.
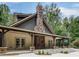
[0,50,32,56]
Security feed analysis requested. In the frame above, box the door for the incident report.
[56,39,63,48]
[34,36,45,49]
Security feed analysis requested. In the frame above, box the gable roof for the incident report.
[10,13,53,34]
[14,13,32,20]
[14,13,32,16]
[10,14,36,27]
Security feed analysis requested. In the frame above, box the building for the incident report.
[0,3,69,50]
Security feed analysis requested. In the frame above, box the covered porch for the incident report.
[0,25,70,52]
[0,25,54,50]
[53,36,70,48]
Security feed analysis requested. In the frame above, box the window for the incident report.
[64,39,69,46]
[21,39,25,47]
[16,38,25,48]
[48,40,52,48]
[16,38,20,48]
[48,40,50,47]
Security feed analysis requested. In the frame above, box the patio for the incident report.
[0,48,79,57]
[17,48,79,57]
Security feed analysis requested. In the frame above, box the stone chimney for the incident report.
[36,3,43,14]
[34,3,45,32]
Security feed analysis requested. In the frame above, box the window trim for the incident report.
[15,37,25,48]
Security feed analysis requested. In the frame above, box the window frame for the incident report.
[16,37,25,48]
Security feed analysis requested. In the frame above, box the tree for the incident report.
[44,3,79,45]
[62,16,79,42]
[0,3,16,26]
[7,14,17,26]
[0,4,10,26]
[69,16,79,42]
[44,3,62,34]
[62,17,70,36]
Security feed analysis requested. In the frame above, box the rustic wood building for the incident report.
[0,4,69,50]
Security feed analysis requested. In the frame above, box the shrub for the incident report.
[60,51,63,53]
[72,40,79,48]
[36,50,52,55]
[60,50,68,54]
[46,52,49,55]
[42,50,44,54]
[38,50,41,55]
[64,51,68,54]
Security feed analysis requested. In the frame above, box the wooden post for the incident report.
[68,38,70,48]
[2,29,5,47]
[0,28,9,47]
[62,38,64,48]
[30,33,35,51]
[53,36,56,49]
[32,34,34,46]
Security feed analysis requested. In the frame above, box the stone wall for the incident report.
[4,31,32,50]
[45,36,53,48]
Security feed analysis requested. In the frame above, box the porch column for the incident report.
[66,38,70,48]
[31,33,34,47]
[68,39,70,48]
[30,33,35,51]
[53,36,56,49]
[2,29,5,47]
[62,38,64,48]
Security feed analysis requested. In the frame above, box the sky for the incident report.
[0,2,79,17]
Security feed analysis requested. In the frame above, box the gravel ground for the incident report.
[17,48,79,57]
[0,48,79,57]
[17,52,79,57]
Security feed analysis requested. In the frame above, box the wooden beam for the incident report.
[4,30,9,34]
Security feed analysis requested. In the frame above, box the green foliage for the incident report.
[44,3,62,34]
[7,14,17,26]
[42,50,44,54]
[38,50,41,55]
[60,50,69,54]
[0,4,10,26]
[0,3,16,26]
[44,3,69,36]
[68,16,79,42]
[64,51,68,54]
[72,39,79,48]
[45,3,79,44]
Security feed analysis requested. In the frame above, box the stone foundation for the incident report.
[0,47,7,53]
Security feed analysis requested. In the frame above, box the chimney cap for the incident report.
[37,3,42,7]
[36,3,43,11]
